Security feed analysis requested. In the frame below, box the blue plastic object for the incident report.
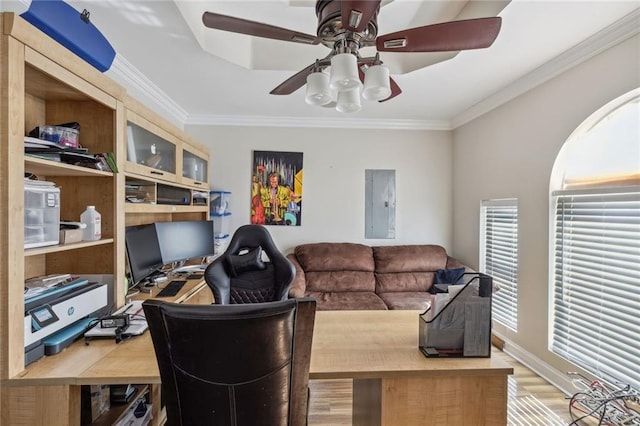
[42,317,95,355]
[20,0,115,72]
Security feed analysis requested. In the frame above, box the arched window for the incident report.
[549,88,639,389]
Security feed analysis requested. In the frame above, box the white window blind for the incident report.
[481,199,518,331]
[551,188,640,389]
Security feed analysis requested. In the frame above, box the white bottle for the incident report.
[80,206,102,241]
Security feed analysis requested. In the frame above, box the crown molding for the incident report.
[107,55,189,128]
[184,114,451,130]
[107,9,638,132]
[109,55,450,130]
[451,9,640,129]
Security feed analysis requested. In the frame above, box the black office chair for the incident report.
[205,224,296,304]
[143,298,316,426]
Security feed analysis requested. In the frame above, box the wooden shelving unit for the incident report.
[123,94,210,228]
[0,11,212,426]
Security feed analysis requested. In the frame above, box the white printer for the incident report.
[24,277,108,365]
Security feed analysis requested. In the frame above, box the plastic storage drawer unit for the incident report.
[24,179,60,249]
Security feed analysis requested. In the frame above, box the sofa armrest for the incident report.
[287,253,307,298]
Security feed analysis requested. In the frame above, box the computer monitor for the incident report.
[155,220,215,264]
[124,223,164,287]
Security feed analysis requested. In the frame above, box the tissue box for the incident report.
[59,229,83,244]
[39,125,79,148]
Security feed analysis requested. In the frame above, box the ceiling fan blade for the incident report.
[376,17,501,53]
[270,63,317,95]
[379,78,401,103]
[202,12,320,45]
[341,0,381,32]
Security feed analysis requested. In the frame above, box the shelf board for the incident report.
[25,238,114,256]
[26,157,113,177]
[124,203,208,214]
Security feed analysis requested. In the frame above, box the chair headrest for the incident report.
[226,246,266,277]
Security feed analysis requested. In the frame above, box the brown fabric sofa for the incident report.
[287,242,471,311]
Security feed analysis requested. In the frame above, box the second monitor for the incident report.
[155,220,215,264]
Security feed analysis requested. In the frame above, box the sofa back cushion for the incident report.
[373,245,448,293]
[294,243,375,292]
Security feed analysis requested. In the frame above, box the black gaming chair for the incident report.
[143,297,316,426]
[204,224,295,304]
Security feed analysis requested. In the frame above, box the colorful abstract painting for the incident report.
[251,150,303,226]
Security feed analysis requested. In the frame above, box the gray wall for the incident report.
[186,126,454,254]
[185,31,638,394]
[451,34,639,390]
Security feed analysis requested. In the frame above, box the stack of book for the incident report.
[24,137,118,172]
[94,152,118,173]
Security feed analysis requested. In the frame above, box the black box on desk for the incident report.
[81,384,110,423]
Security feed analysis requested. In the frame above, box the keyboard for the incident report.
[156,280,186,297]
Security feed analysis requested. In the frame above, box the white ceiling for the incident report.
[4,1,640,129]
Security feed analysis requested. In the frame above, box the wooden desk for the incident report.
[3,277,211,425]
[310,310,513,425]
[6,305,512,425]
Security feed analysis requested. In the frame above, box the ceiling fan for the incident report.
[202,1,501,107]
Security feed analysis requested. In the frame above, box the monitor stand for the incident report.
[139,270,167,292]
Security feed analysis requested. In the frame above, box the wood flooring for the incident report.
[307,347,576,425]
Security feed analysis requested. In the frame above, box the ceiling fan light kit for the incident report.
[329,53,362,91]
[304,58,390,111]
[202,0,502,113]
[336,87,362,113]
[305,72,333,106]
[362,64,391,101]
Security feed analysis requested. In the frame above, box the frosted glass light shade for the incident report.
[329,53,361,91]
[321,87,338,108]
[305,72,332,106]
[362,64,391,101]
[336,87,361,113]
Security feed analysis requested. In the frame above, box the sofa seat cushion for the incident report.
[375,272,435,293]
[378,292,433,311]
[305,291,388,311]
[305,271,375,293]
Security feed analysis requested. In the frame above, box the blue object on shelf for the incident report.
[210,191,231,215]
[210,212,232,239]
[20,0,116,72]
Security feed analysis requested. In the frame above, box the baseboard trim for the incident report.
[491,333,505,351]
[492,331,575,396]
